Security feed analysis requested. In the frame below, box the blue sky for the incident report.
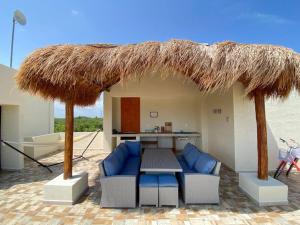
[1,0,300,117]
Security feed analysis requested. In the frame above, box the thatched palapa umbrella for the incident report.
[16,40,300,180]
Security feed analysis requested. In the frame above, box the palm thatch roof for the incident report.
[16,39,300,106]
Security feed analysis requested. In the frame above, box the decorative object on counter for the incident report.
[164,122,172,133]
[154,126,160,133]
[150,111,158,118]
[161,126,165,133]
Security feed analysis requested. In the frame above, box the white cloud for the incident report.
[71,9,79,16]
[239,12,292,24]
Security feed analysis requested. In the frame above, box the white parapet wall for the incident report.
[24,132,104,159]
[24,133,61,159]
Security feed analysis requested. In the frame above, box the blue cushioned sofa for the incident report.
[177,143,221,204]
[99,141,141,208]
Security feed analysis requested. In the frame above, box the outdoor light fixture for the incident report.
[10,10,27,68]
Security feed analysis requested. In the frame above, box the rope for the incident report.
[0,140,53,173]
[45,129,102,167]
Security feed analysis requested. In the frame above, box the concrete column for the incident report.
[103,92,113,152]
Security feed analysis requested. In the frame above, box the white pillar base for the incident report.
[239,173,288,206]
[44,171,88,205]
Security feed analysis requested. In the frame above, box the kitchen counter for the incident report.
[112,132,201,137]
[112,132,201,151]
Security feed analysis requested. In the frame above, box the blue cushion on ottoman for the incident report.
[194,153,217,174]
[125,141,141,157]
[158,175,178,187]
[139,175,158,187]
[103,153,122,176]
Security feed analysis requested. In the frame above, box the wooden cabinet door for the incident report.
[121,97,140,133]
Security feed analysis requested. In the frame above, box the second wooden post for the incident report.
[254,89,268,180]
[64,101,74,179]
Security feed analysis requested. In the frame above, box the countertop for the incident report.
[112,132,201,137]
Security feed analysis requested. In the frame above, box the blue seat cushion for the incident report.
[158,175,178,187]
[103,153,122,176]
[120,157,141,176]
[139,175,158,187]
[194,153,217,174]
[183,144,201,169]
[125,141,141,157]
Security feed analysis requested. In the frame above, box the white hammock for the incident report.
[3,130,100,147]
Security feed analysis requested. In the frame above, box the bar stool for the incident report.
[139,175,158,207]
[158,174,178,207]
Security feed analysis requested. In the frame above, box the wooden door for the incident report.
[121,97,140,133]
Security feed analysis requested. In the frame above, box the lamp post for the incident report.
[10,10,26,68]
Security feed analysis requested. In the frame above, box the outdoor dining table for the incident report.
[140,149,183,173]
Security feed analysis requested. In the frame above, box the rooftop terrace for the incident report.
[0,149,299,225]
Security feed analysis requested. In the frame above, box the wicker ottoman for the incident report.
[139,175,158,207]
[158,174,178,207]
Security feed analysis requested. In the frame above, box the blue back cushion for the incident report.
[194,153,217,174]
[114,148,125,166]
[115,143,129,163]
[183,143,201,169]
[103,153,122,176]
[182,143,194,156]
[125,141,141,157]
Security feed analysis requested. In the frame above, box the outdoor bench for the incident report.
[99,141,141,208]
[176,143,221,204]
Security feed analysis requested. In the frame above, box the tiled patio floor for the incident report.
[0,149,299,225]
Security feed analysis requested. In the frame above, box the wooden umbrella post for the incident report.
[64,101,74,179]
[254,89,268,180]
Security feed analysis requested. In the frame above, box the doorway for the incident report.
[121,97,140,133]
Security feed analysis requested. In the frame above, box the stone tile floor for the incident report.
[0,149,299,225]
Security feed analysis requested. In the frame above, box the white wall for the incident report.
[0,64,54,170]
[112,97,121,132]
[24,132,104,159]
[204,89,235,170]
[109,72,201,98]
[103,92,113,152]
[265,90,300,170]
[112,97,199,132]
[233,83,258,171]
[104,73,203,152]
[232,83,300,172]
[1,105,23,170]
